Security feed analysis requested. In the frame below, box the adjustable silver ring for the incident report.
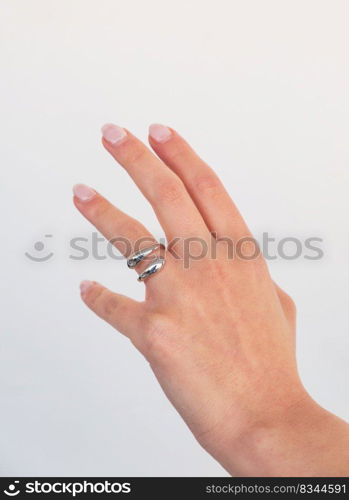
[127,243,162,269]
[137,257,165,282]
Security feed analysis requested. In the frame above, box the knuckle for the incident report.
[121,142,148,164]
[85,285,105,308]
[194,172,222,196]
[88,199,110,220]
[236,237,261,261]
[86,287,123,321]
[118,219,145,243]
[166,144,188,163]
[156,178,184,203]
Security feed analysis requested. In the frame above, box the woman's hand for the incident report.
[73,124,349,476]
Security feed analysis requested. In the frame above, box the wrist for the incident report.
[210,393,347,476]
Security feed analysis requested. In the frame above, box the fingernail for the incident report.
[101,123,127,145]
[149,124,172,143]
[73,184,96,202]
[80,280,94,296]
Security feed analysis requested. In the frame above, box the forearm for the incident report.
[214,397,349,477]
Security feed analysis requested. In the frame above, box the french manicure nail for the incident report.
[101,123,127,145]
[73,184,96,202]
[80,280,94,296]
[149,124,172,143]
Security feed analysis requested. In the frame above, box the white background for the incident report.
[1,0,348,476]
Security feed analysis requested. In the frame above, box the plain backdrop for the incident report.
[1,0,349,476]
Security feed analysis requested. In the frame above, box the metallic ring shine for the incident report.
[137,257,165,282]
[127,243,163,269]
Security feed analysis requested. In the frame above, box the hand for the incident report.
[73,124,349,476]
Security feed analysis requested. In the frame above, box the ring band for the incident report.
[127,243,162,269]
[127,243,166,282]
[137,257,165,282]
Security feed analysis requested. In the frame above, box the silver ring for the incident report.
[137,257,165,282]
[127,243,162,269]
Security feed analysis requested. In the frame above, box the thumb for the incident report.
[80,280,144,341]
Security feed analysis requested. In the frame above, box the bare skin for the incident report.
[73,123,349,476]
